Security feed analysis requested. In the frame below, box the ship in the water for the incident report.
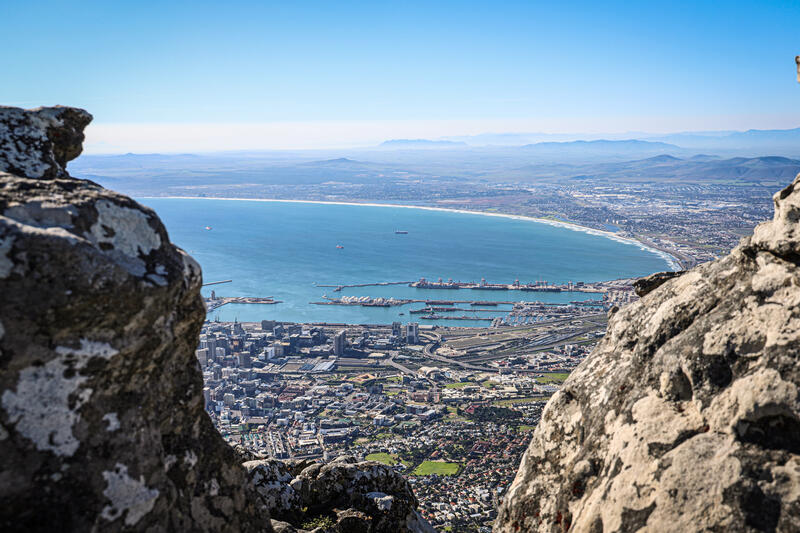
[336,244,344,249]
[395,230,408,234]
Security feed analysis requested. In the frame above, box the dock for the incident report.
[314,278,610,293]
[205,296,281,312]
[315,281,413,292]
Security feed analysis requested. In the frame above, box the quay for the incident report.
[410,277,604,293]
[420,314,494,321]
[315,281,413,292]
[314,278,609,293]
[313,296,604,308]
[205,296,282,312]
[202,279,233,287]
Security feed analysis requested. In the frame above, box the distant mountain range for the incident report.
[379,139,467,148]
[496,155,800,183]
[645,128,800,154]
[433,127,800,156]
[519,139,680,158]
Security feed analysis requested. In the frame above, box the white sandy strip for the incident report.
[144,196,682,271]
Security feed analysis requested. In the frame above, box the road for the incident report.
[422,342,496,372]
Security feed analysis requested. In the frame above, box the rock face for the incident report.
[0,106,432,533]
[496,176,800,531]
[247,456,435,533]
[0,106,272,531]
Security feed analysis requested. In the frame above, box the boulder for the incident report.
[0,106,272,531]
[247,456,435,533]
[495,175,800,531]
[0,106,432,533]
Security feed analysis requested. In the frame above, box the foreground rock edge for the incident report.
[0,106,433,533]
[495,175,800,531]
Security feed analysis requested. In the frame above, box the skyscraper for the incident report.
[406,322,419,344]
[334,330,346,356]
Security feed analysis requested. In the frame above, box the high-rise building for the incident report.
[333,330,346,356]
[195,348,209,367]
[392,321,402,338]
[406,322,419,344]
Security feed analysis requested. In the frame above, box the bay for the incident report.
[142,198,674,327]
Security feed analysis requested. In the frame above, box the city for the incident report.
[197,297,606,530]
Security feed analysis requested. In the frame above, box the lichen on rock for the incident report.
[0,106,432,533]
[247,456,434,533]
[495,175,800,532]
[0,106,270,531]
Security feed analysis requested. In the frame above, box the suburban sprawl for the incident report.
[198,295,606,532]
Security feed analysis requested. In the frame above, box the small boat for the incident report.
[204,226,212,231]
[395,230,408,234]
[336,244,344,249]
[398,312,405,316]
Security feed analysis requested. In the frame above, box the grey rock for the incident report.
[0,106,272,531]
[335,509,372,533]
[271,519,303,533]
[0,106,432,533]
[495,175,800,531]
[0,106,91,179]
[632,270,685,297]
[249,457,435,533]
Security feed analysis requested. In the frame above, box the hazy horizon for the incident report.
[3,0,799,153]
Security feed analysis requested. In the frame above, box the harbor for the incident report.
[314,277,608,293]
[205,295,282,312]
[310,294,610,309]
[202,275,637,326]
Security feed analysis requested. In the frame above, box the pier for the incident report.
[205,296,282,312]
[315,281,413,292]
[313,296,603,308]
[313,278,609,293]
[202,279,233,287]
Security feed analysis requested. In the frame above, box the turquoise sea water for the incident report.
[142,199,674,327]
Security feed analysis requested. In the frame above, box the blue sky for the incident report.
[2,0,799,151]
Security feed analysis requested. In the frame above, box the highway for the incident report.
[422,342,497,372]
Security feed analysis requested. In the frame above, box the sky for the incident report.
[2,0,799,152]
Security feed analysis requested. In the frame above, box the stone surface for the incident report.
[0,106,432,533]
[0,106,91,180]
[0,107,273,531]
[495,175,800,531]
[632,270,685,297]
[247,456,435,533]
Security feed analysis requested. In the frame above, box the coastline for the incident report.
[142,195,682,272]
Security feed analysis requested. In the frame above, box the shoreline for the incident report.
[141,195,682,271]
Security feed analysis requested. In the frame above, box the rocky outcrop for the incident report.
[495,176,800,531]
[0,106,432,533]
[0,106,272,531]
[247,456,435,533]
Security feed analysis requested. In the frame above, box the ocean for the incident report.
[142,198,675,327]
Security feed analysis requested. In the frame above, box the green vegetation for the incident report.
[517,425,537,432]
[535,372,570,384]
[301,516,336,529]
[365,452,398,465]
[481,380,499,389]
[370,431,395,441]
[412,461,460,476]
[444,381,477,389]
[493,397,549,406]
